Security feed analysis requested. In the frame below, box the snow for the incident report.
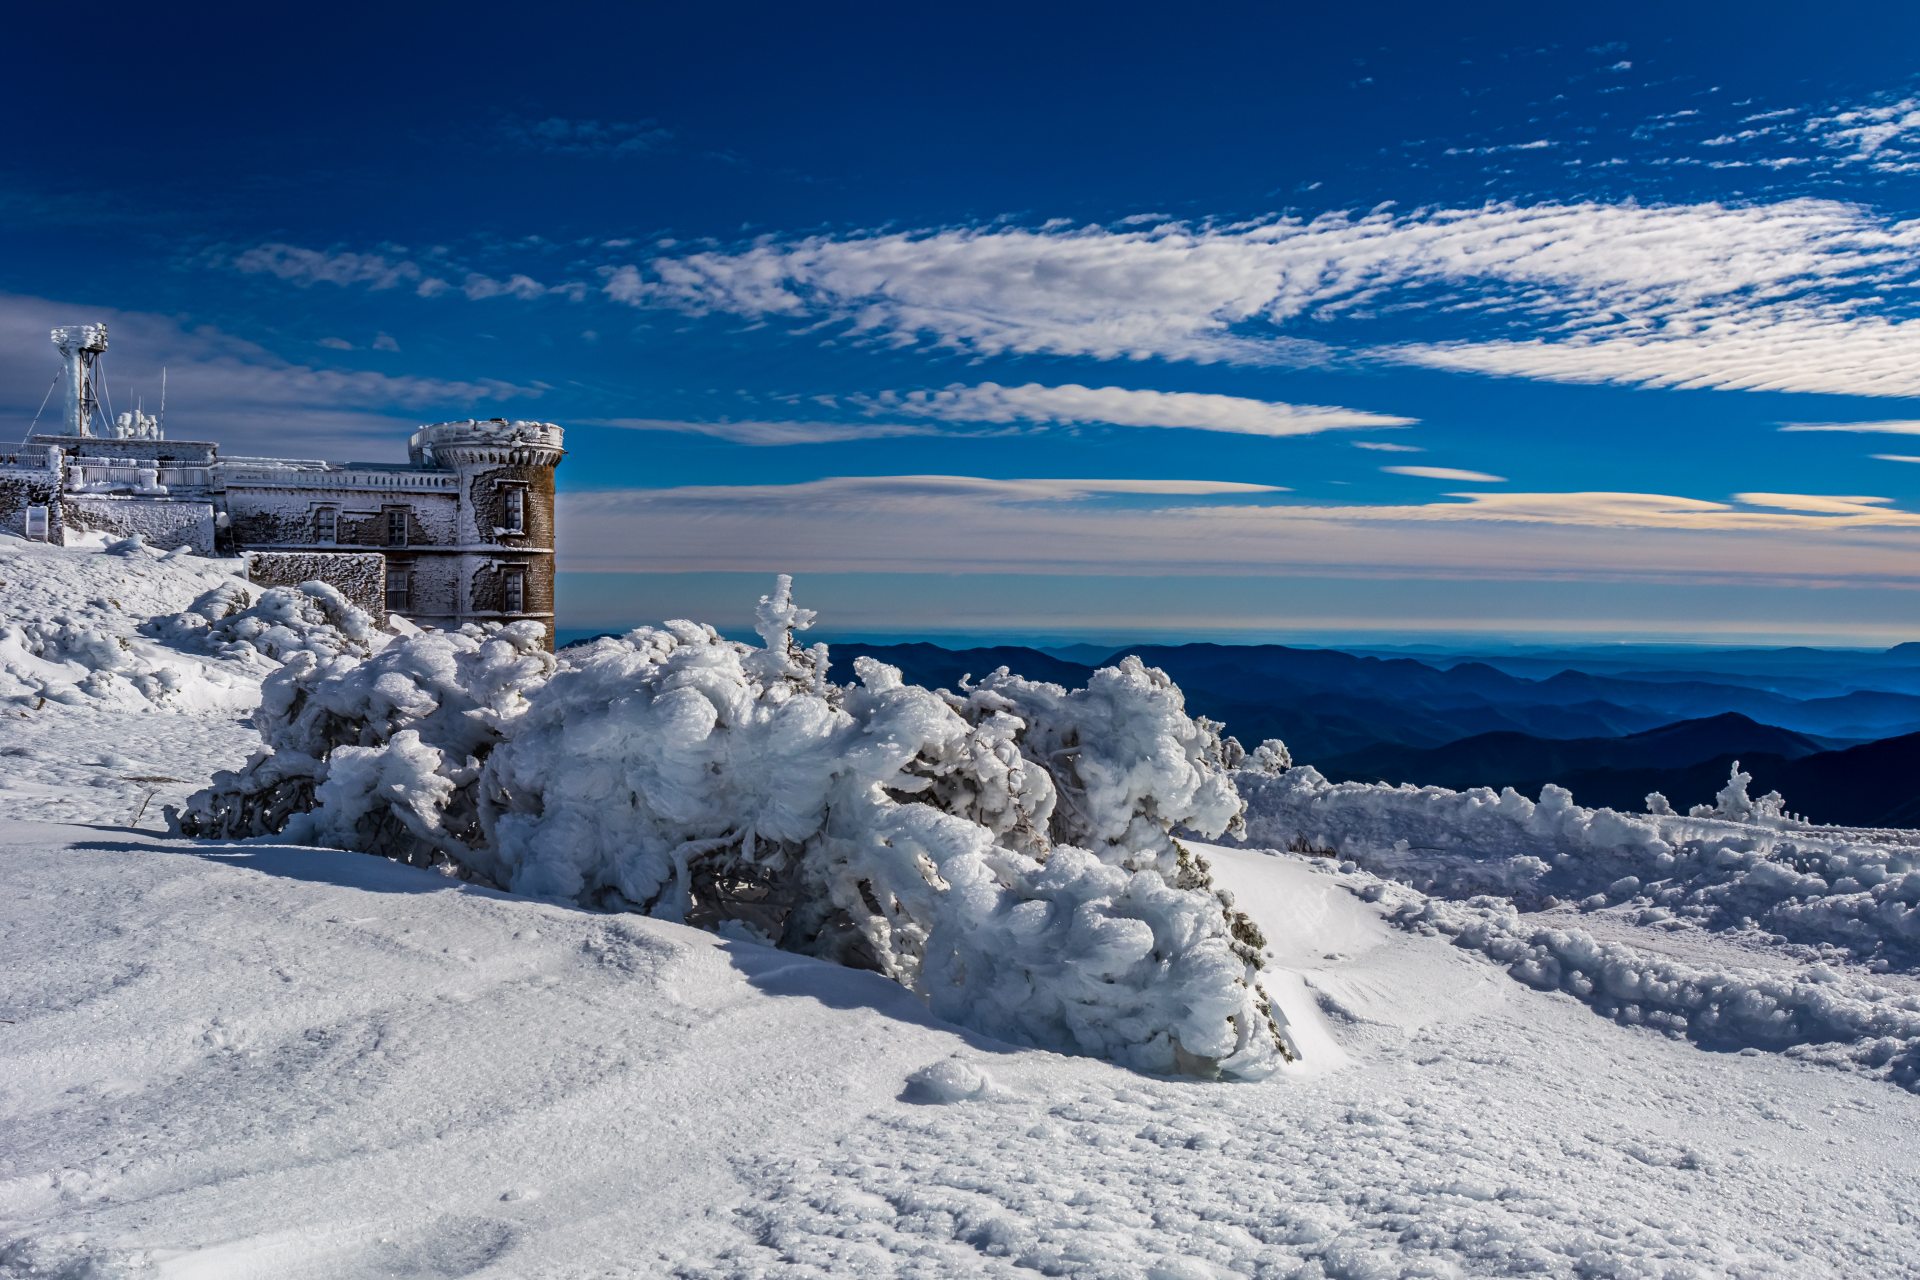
[5,824,1918,1277]
[3,538,1920,1276]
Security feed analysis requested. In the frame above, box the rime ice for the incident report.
[182,574,1290,1078]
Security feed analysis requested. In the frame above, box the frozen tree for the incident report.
[180,577,1290,1078]
[1692,761,1789,823]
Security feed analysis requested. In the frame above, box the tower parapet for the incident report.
[408,419,564,468]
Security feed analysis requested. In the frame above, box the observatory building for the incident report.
[0,324,564,646]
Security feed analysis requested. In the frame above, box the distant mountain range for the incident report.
[831,639,1920,827]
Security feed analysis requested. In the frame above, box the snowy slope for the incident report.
[0,539,273,830]
[5,538,1920,1277]
[5,824,1919,1278]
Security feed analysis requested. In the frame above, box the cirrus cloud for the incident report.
[1780,419,1920,435]
[856,381,1413,437]
[1382,465,1507,482]
[603,199,1920,397]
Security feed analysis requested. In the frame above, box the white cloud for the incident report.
[1874,454,1920,464]
[1382,465,1507,482]
[1443,140,1556,156]
[606,199,1920,396]
[587,418,945,446]
[233,243,580,304]
[858,382,1413,437]
[460,272,551,302]
[1780,420,1920,435]
[1806,95,1920,165]
[1352,441,1424,452]
[234,243,438,294]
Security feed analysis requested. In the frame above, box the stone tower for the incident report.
[407,419,565,644]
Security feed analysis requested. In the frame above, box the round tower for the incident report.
[409,419,565,644]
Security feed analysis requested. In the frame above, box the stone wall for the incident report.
[225,488,460,551]
[246,551,387,617]
[393,556,461,624]
[0,466,63,541]
[465,464,558,547]
[63,494,216,552]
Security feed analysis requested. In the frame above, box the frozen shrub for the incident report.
[182,577,1288,1078]
[179,621,556,862]
[1246,739,1294,774]
[145,579,381,664]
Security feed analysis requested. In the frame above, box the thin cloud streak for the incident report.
[858,382,1413,437]
[1382,465,1507,482]
[1781,420,1920,435]
[586,417,944,446]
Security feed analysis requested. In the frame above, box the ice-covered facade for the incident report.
[0,324,564,645]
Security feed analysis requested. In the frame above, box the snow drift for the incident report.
[0,534,364,712]
[1238,764,1920,1088]
[181,577,1290,1078]
[1238,764,1920,966]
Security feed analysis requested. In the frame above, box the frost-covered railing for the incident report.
[215,458,461,491]
[178,576,1292,1079]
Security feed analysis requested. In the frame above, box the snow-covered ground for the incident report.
[4,539,1920,1278]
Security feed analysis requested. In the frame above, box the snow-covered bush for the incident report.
[144,579,382,664]
[182,577,1288,1078]
[180,620,554,860]
[1237,764,1920,967]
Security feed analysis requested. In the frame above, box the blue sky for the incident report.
[8,2,1920,643]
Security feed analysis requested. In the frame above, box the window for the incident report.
[384,565,412,613]
[503,486,525,535]
[23,505,48,541]
[385,507,409,547]
[502,566,525,615]
[313,506,337,544]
